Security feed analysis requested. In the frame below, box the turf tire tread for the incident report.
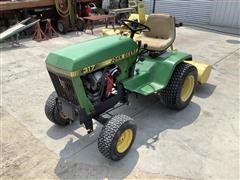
[159,62,197,109]
[45,91,70,126]
[98,114,136,161]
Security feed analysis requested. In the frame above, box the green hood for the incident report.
[46,35,138,72]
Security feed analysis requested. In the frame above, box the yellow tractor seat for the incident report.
[135,14,176,51]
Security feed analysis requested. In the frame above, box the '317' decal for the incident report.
[82,65,96,74]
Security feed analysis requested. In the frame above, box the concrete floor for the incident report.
[1,26,239,179]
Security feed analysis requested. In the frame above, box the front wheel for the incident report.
[159,62,198,110]
[45,92,71,126]
[98,114,136,161]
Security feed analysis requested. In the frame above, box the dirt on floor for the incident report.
[1,108,58,179]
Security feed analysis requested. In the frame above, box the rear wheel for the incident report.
[98,114,136,161]
[45,92,71,126]
[159,62,198,110]
[57,20,68,34]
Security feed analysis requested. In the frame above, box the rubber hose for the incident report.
[55,0,70,17]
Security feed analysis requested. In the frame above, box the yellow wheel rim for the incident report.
[180,75,195,102]
[116,129,133,153]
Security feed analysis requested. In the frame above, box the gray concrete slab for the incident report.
[1,27,239,179]
[184,24,240,36]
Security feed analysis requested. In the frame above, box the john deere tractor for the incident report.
[45,14,211,161]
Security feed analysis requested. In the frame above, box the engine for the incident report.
[82,66,120,104]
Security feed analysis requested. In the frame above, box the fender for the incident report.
[123,51,193,95]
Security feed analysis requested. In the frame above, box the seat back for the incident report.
[143,14,176,41]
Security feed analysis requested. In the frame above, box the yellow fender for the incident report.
[185,61,212,84]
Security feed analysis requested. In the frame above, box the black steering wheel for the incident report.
[121,19,150,39]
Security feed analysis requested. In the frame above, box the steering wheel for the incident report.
[121,19,150,39]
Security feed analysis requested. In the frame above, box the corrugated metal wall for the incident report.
[152,0,190,22]
[145,0,214,24]
[144,0,240,28]
[143,0,152,13]
[210,0,240,28]
[186,0,213,24]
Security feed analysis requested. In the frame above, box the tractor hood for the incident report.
[46,35,138,73]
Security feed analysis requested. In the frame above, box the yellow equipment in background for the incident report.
[101,13,148,37]
[138,0,146,23]
[102,0,147,36]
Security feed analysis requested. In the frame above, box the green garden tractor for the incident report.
[45,14,211,161]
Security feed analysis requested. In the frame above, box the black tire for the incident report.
[98,114,137,161]
[77,18,85,31]
[45,92,71,126]
[159,62,198,110]
[57,20,68,34]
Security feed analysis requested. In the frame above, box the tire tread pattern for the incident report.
[98,114,136,161]
[45,92,70,126]
[159,62,197,109]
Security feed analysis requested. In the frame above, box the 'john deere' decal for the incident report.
[47,49,138,77]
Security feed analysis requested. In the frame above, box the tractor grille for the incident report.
[48,71,79,105]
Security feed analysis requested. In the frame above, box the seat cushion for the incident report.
[136,13,176,51]
[135,35,172,51]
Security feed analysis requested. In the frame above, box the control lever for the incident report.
[136,43,148,62]
[137,40,141,47]
[143,43,148,50]
[137,40,142,54]
[175,22,183,27]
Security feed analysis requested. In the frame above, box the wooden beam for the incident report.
[0,0,55,11]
